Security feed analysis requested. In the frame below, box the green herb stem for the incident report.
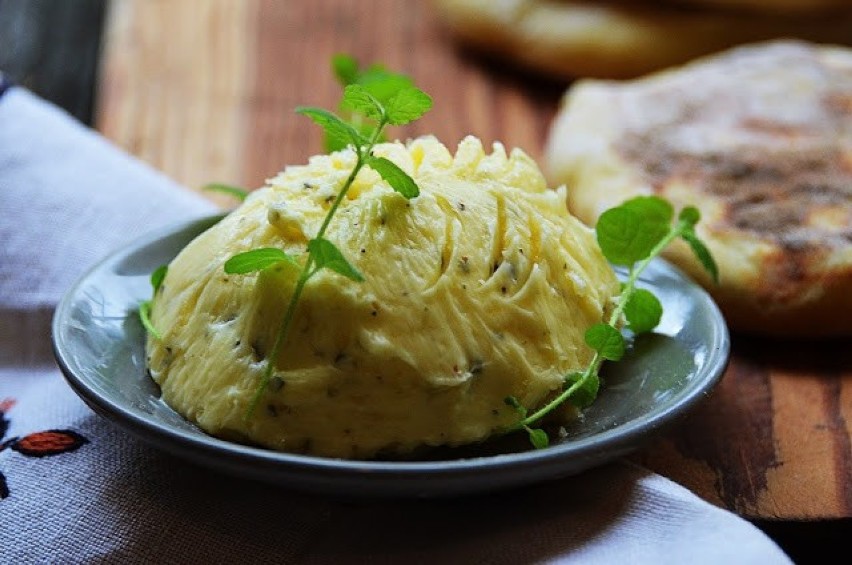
[315,137,374,240]
[513,218,691,430]
[245,121,381,418]
[246,260,312,416]
[142,56,433,422]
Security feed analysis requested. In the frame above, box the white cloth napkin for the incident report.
[0,86,793,565]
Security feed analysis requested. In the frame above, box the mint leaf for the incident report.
[564,371,599,408]
[526,427,549,449]
[359,69,413,103]
[681,229,719,283]
[504,396,527,417]
[308,237,364,282]
[332,53,359,86]
[596,209,667,266]
[678,205,701,226]
[584,323,625,361]
[324,132,348,154]
[150,264,168,293]
[139,300,161,340]
[367,156,419,198]
[384,87,433,125]
[341,84,383,121]
[325,119,381,153]
[624,288,663,334]
[296,107,365,149]
[203,183,248,201]
[224,248,298,274]
[231,56,429,419]
[508,193,720,447]
[622,196,674,225]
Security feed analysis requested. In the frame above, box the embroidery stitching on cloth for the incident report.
[0,398,89,499]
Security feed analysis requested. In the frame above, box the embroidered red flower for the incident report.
[0,397,89,499]
[10,430,88,457]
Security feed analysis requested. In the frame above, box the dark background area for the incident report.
[0,2,848,564]
[0,0,106,124]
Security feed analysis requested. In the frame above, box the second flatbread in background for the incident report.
[432,0,852,79]
[667,0,850,15]
[544,40,852,337]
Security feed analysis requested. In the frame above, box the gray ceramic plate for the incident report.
[52,214,730,498]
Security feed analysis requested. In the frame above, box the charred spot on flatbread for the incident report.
[545,40,852,336]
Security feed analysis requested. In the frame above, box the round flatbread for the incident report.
[432,0,852,79]
[544,40,852,337]
[667,0,850,15]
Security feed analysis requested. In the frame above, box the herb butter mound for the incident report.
[147,135,619,459]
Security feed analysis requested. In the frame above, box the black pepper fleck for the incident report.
[251,340,265,361]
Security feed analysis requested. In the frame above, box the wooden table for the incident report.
[94,0,851,526]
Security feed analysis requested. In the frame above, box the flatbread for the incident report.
[544,40,852,336]
[667,0,850,15]
[432,0,852,79]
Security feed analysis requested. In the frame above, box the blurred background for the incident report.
[0,0,105,124]
[2,1,850,561]
[0,0,570,204]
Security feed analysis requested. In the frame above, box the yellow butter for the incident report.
[147,135,618,459]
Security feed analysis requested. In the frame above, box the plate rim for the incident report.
[52,213,731,497]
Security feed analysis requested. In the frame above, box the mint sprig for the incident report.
[324,55,420,153]
[507,195,718,448]
[224,248,298,274]
[202,183,249,202]
[139,264,168,340]
[228,58,431,416]
[139,56,432,419]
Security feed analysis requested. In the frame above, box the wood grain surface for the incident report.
[95,0,851,520]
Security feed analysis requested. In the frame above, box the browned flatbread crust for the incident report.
[545,40,852,336]
[666,0,850,15]
[432,0,852,79]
